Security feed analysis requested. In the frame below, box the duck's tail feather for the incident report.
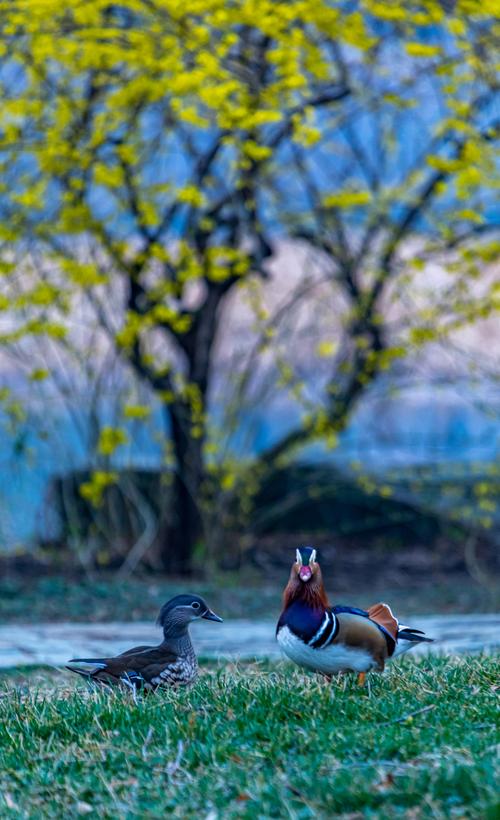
[66,659,108,677]
[393,625,433,657]
[398,627,433,642]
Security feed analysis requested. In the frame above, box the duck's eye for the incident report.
[191,601,200,609]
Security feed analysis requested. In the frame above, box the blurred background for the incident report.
[0,0,498,620]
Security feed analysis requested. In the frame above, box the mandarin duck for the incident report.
[276,547,432,684]
[66,594,222,691]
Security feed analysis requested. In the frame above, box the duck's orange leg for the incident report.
[357,672,366,687]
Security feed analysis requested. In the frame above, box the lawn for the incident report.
[0,656,498,818]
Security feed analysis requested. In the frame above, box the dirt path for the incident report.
[0,614,498,669]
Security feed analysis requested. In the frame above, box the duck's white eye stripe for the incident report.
[296,549,302,565]
[310,549,316,563]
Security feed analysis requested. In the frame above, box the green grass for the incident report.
[0,656,498,818]
[1,574,498,624]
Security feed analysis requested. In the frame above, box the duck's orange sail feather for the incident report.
[367,602,398,641]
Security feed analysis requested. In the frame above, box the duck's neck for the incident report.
[162,623,191,641]
[282,571,329,612]
[161,629,194,654]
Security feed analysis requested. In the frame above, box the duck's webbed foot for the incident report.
[357,672,366,687]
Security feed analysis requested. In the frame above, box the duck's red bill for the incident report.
[299,566,312,581]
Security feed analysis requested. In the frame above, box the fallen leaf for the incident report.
[76,801,93,815]
[4,794,18,810]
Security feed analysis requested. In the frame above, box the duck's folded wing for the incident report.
[66,644,152,680]
[118,644,153,656]
[67,645,179,687]
[331,605,397,656]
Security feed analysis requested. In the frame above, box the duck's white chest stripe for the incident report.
[278,626,374,673]
[308,611,338,649]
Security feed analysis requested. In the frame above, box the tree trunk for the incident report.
[159,403,204,575]
[153,278,241,572]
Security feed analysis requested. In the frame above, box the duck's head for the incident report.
[157,594,223,636]
[282,546,329,609]
[294,546,318,582]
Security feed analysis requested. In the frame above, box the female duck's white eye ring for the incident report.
[191,601,200,609]
[310,549,317,564]
[296,549,302,566]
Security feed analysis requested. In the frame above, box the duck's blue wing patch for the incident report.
[331,605,369,617]
[120,671,146,689]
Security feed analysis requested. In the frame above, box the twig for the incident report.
[165,740,184,780]
[380,704,436,726]
[141,726,154,760]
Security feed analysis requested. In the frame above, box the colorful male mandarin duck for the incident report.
[66,594,222,691]
[276,547,432,684]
